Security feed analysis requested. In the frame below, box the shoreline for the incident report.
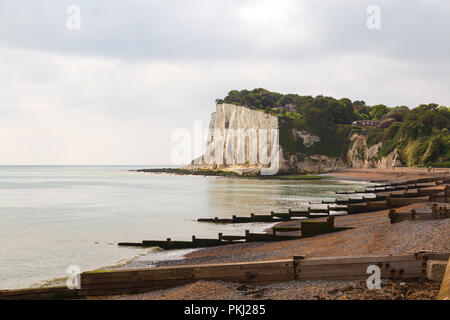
[106,169,447,271]
[101,168,449,300]
[28,171,361,290]
[132,167,332,180]
[133,167,450,180]
[8,168,448,299]
[113,171,376,271]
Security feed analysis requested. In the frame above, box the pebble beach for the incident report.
[92,168,450,300]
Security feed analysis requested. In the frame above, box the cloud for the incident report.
[0,0,448,62]
[0,0,448,164]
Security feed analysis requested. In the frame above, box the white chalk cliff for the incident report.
[186,103,279,175]
[186,104,401,175]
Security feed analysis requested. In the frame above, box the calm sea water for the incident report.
[0,166,366,289]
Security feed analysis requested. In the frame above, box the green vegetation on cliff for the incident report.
[217,89,450,167]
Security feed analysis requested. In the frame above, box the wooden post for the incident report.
[192,235,196,242]
[440,206,448,218]
[327,216,335,229]
[218,233,223,241]
[432,204,438,218]
[386,196,391,209]
[389,209,397,224]
[438,257,450,300]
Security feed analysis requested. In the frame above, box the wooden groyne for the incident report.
[196,182,448,223]
[197,209,335,224]
[118,231,304,249]
[119,176,449,251]
[3,251,447,299]
[118,217,350,250]
[299,217,353,237]
[389,203,450,224]
[0,286,79,300]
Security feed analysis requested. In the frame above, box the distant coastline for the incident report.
[131,168,329,180]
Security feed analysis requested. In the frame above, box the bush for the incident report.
[381,139,397,157]
[383,122,401,140]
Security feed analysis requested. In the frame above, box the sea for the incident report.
[0,166,368,289]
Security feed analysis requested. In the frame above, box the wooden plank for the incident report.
[79,284,189,297]
[415,251,450,261]
[81,268,295,291]
[219,235,246,241]
[0,287,78,300]
[395,211,448,221]
[295,261,424,274]
[81,259,293,282]
[297,273,425,281]
[198,217,233,223]
[80,260,295,295]
[118,242,145,247]
[389,196,431,207]
[347,203,368,213]
[192,238,221,245]
[79,274,298,297]
[295,255,425,280]
[366,201,387,210]
[296,268,425,279]
[294,254,417,266]
[272,226,302,233]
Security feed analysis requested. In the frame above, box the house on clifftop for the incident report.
[273,104,296,113]
[352,119,380,127]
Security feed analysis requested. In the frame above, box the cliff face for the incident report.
[186,103,279,175]
[347,134,402,169]
[187,104,401,175]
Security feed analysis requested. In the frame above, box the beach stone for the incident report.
[426,260,448,282]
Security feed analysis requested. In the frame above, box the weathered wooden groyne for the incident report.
[119,232,303,249]
[118,216,352,249]
[197,208,337,224]
[118,176,449,251]
[2,251,448,299]
[197,179,449,223]
[389,203,449,224]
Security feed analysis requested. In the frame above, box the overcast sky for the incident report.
[1,0,449,165]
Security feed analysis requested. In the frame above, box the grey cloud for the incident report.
[0,0,448,62]
[0,0,449,164]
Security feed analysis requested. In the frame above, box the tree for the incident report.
[370,104,390,119]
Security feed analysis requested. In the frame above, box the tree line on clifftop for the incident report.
[216,88,450,167]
